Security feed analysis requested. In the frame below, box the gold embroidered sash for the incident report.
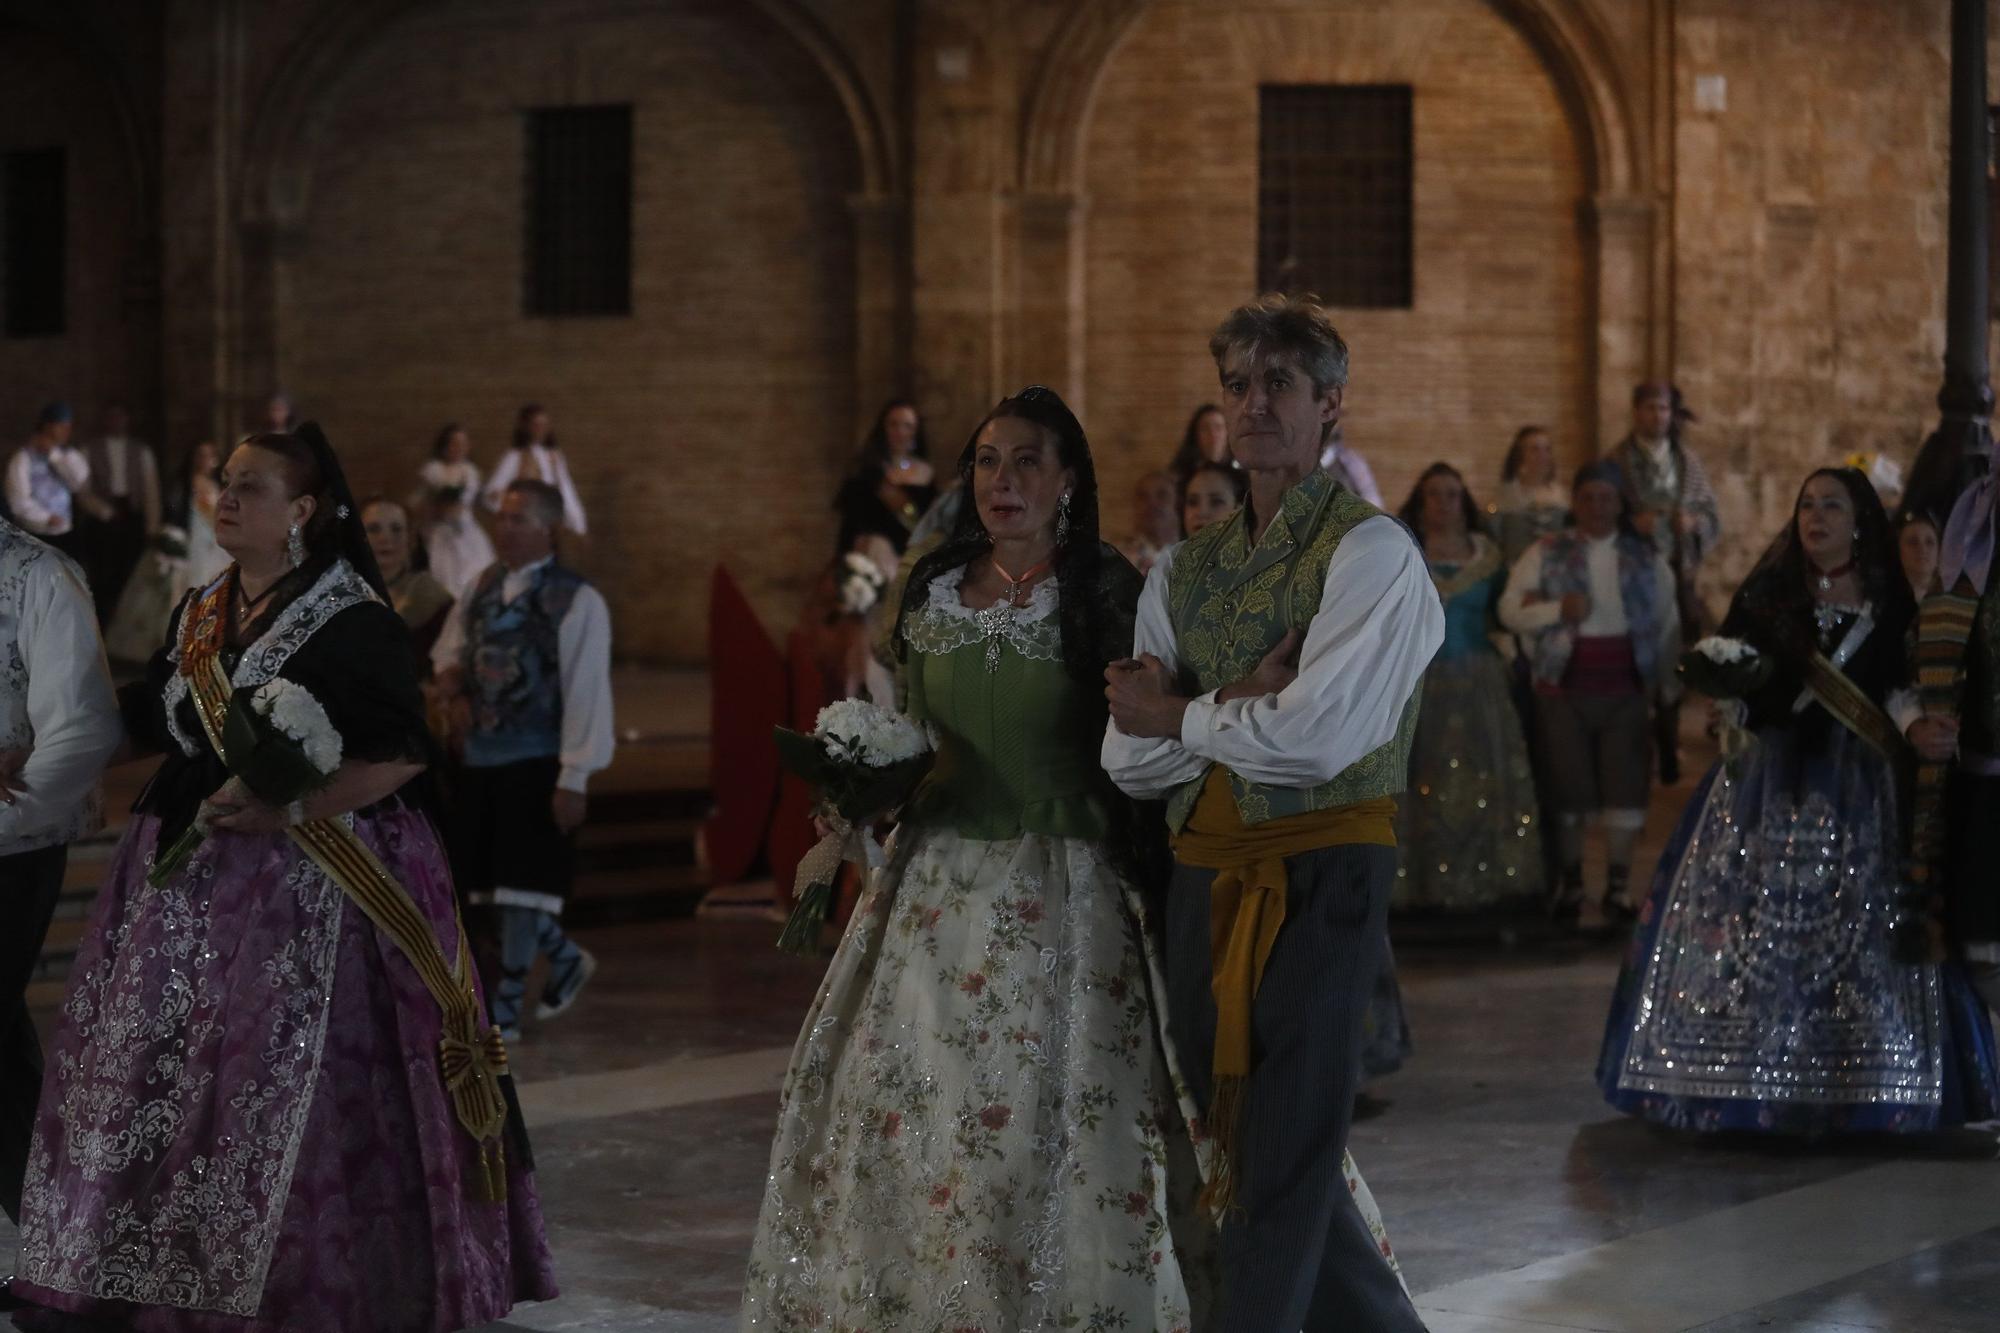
[177,577,512,1201]
[1801,650,1911,772]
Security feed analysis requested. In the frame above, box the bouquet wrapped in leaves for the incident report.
[1678,636,1773,771]
[772,700,934,954]
[149,679,343,886]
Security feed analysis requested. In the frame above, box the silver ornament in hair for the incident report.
[1056,491,1073,546]
[337,504,350,519]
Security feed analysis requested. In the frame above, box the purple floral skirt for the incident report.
[11,809,558,1332]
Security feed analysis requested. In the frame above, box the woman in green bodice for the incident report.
[741,388,1401,1329]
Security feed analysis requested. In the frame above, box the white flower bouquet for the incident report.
[149,679,344,885]
[1679,637,1772,774]
[1678,635,1772,700]
[771,700,935,954]
[837,553,888,617]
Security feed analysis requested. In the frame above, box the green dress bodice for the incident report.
[896,568,1117,841]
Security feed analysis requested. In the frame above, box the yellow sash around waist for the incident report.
[1171,766,1394,1211]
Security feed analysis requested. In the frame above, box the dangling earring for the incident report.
[287,522,306,568]
[1055,492,1073,547]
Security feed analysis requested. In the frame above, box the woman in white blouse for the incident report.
[418,422,498,596]
[482,403,586,535]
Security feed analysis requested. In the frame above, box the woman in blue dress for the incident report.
[1393,463,1545,918]
[1598,466,2000,1135]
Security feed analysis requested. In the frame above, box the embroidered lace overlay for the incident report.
[14,560,382,1317]
[901,566,1061,670]
[20,850,346,1315]
[160,562,382,758]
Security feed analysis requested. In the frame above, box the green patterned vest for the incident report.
[1163,469,1422,832]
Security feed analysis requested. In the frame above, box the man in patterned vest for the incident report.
[1499,462,1680,924]
[1104,293,1442,1332]
[1604,381,1720,783]
[0,516,119,1270]
[432,478,613,1042]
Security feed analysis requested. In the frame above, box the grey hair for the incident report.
[505,478,565,530]
[1208,292,1351,394]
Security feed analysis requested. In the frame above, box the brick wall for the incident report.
[1078,0,1592,532]
[11,0,2000,662]
[1671,0,1968,611]
[0,20,151,453]
[275,0,861,660]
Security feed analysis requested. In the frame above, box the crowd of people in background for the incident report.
[809,364,2000,1151]
[4,284,1999,1329]
[0,396,616,1137]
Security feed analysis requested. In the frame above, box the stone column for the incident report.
[904,1,1011,447]
[158,0,245,450]
[1012,190,1086,414]
[1909,0,1995,516]
[1583,192,1657,445]
[848,192,910,432]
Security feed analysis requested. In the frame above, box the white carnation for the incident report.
[250,679,344,774]
[1692,636,1757,665]
[814,699,932,769]
[838,553,885,616]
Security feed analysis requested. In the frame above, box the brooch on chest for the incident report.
[974,603,1018,672]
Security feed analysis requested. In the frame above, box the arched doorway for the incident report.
[1015,0,1655,513]
[236,0,880,661]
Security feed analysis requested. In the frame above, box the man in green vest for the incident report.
[1104,293,1441,1331]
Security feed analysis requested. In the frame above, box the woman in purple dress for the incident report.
[9,426,557,1332]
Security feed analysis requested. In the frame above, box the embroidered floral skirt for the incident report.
[741,824,1400,1330]
[12,810,558,1332]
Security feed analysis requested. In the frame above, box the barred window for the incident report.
[1257,85,1413,309]
[525,106,632,317]
[2,147,66,337]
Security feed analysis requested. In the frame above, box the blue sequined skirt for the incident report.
[1596,725,2000,1135]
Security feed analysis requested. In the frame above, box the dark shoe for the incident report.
[1550,865,1585,923]
[0,1276,30,1312]
[1353,1091,1394,1121]
[534,947,597,1022]
[1604,868,1638,924]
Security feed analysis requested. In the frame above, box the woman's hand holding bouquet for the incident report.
[772,700,934,955]
[150,679,343,885]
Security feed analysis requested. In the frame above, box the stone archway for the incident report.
[1013,0,1661,445]
[228,0,892,660]
[232,0,900,441]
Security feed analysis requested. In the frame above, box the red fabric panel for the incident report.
[704,565,785,883]
[767,629,829,910]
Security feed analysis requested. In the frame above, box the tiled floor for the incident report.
[6,728,1997,1331]
[8,913,1996,1332]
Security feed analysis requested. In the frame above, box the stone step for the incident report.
[559,863,710,927]
[575,814,704,872]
